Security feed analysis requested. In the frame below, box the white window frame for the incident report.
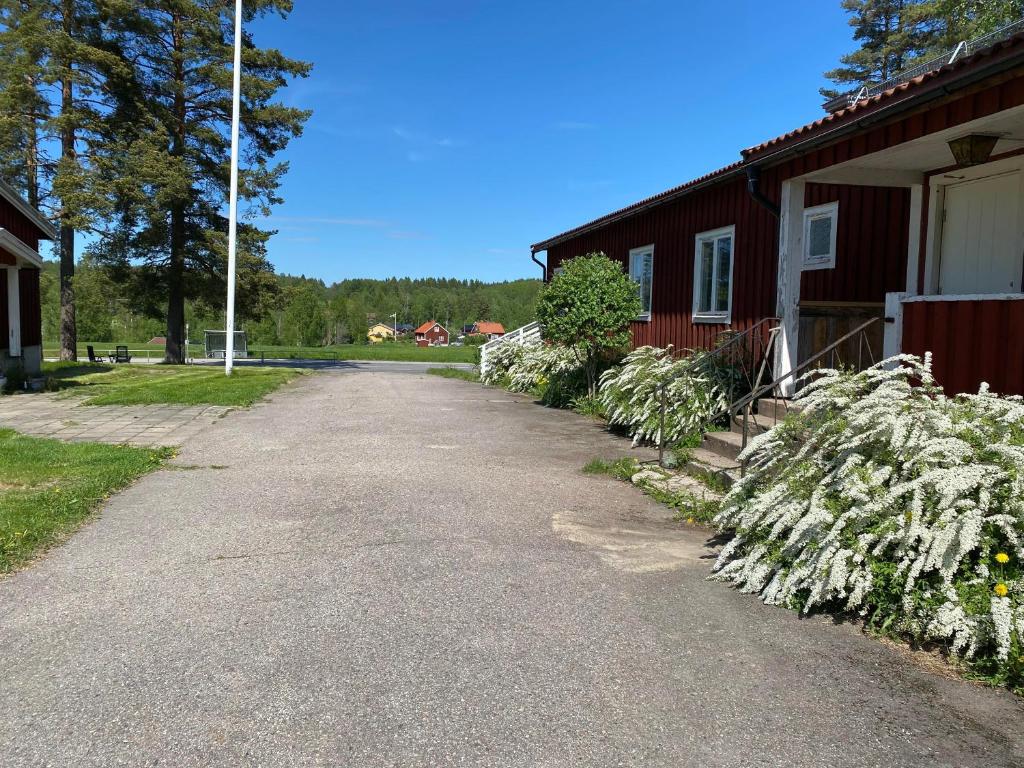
[628,244,655,321]
[692,226,735,324]
[802,201,839,271]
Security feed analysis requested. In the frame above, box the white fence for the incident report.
[479,321,542,377]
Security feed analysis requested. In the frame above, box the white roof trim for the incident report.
[0,229,44,268]
[0,179,56,240]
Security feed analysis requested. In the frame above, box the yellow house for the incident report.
[367,322,396,343]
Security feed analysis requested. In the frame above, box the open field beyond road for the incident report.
[44,341,480,364]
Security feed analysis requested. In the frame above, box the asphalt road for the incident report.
[1,371,1022,767]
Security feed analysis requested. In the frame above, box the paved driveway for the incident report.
[1,371,1021,767]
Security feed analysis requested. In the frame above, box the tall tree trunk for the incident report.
[59,52,77,362]
[24,74,38,209]
[165,14,186,365]
[166,204,186,364]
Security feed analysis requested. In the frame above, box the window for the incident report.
[628,245,655,320]
[802,201,838,270]
[693,226,734,323]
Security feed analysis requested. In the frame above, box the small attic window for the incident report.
[803,201,838,270]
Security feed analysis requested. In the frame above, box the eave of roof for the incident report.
[530,161,745,253]
[0,179,56,240]
[741,29,1024,162]
[531,30,1024,254]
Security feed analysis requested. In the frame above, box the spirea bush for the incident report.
[480,341,527,386]
[598,346,735,446]
[482,341,587,407]
[712,354,1024,690]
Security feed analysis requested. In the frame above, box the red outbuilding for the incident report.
[532,23,1024,397]
[415,320,449,347]
[0,179,55,376]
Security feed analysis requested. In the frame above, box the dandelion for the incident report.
[995,552,1010,564]
[994,583,1009,597]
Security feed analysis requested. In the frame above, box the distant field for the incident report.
[44,342,479,364]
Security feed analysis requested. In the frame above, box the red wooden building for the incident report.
[532,28,1024,396]
[0,180,54,376]
[415,320,449,347]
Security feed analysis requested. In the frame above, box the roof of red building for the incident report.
[415,320,446,335]
[474,321,505,335]
[531,30,1024,254]
[741,29,1024,161]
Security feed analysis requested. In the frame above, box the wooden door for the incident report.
[939,170,1023,295]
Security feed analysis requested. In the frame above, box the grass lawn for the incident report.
[45,341,480,364]
[41,362,302,406]
[0,429,172,572]
[426,366,480,382]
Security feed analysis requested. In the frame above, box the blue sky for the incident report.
[250,0,852,283]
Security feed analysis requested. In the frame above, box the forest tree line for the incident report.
[38,259,542,347]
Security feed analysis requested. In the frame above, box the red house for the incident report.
[532,25,1024,397]
[472,321,505,340]
[0,180,55,376]
[415,320,449,347]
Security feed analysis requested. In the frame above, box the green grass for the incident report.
[426,366,480,382]
[45,341,480,364]
[582,457,640,481]
[41,362,302,406]
[0,429,172,572]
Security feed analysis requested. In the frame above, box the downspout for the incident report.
[746,165,779,218]
[531,250,547,281]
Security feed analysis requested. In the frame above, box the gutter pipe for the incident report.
[745,165,779,218]
[531,250,546,280]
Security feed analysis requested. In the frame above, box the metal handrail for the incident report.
[719,315,880,423]
[656,317,781,464]
[656,315,881,469]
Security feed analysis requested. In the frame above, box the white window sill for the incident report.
[692,314,731,324]
[802,258,835,271]
[634,313,651,322]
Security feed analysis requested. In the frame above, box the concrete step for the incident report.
[702,430,747,462]
[729,413,772,437]
[754,397,800,425]
[681,447,741,490]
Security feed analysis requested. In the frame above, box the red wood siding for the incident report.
[0,270,6,349]
[0,197,41,251]
[801,183,910,303]
[19,268,42,347]
[416,324,449,345]
[902,298,1024,395]
[0,269,43,351]
[547,175,779,352]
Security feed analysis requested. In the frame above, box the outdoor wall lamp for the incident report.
[947,134,1000,167]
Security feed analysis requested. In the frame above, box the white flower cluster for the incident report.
[480,341,527,385]
[505,344,583,393]
[480,340,583,393]
[712,354,1024,666]
[598,345,733,446]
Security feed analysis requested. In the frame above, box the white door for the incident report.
[939,170,1024,294]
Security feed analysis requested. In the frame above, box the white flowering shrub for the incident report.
[507,344,587,406]
[712,354,1024,690]
[480,341,527,386]
[598,346,735,446]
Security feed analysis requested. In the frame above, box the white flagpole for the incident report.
[225,0,243,375]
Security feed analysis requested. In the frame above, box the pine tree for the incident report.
[822,0,928,98]
[91,0,310,364]
[0,0,127,361]
[912,0,1024,51]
